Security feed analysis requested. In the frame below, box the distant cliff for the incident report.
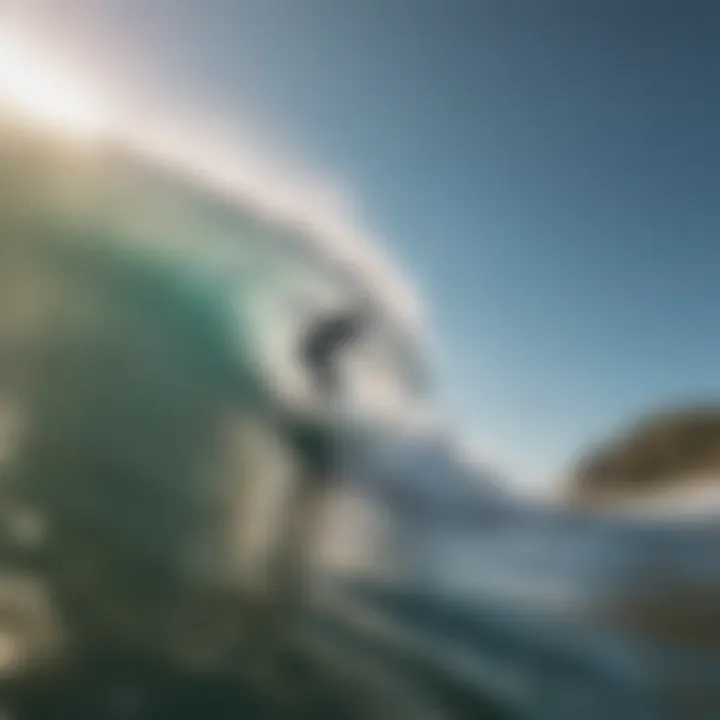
[568,405,720,508]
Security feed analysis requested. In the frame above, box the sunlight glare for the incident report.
[0,25,108,136]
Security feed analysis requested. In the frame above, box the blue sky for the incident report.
[14,0,720,489]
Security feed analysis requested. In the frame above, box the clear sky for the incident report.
[11,0,720,490]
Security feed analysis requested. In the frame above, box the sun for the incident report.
[0,25,108,136]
